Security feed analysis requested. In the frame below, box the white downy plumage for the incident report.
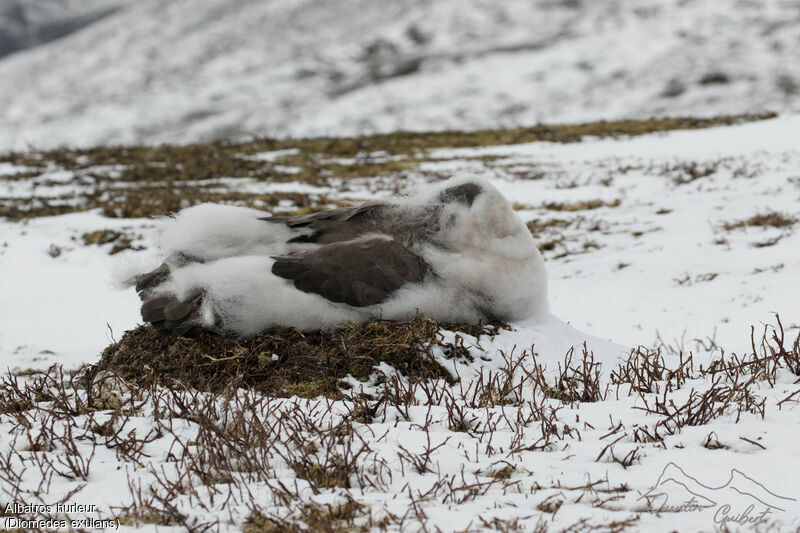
[135,177,550,337]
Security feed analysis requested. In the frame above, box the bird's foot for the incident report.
[134,262,171,298]
[141,288,205,337]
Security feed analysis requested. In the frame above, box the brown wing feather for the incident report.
[262,204,391,244]
[271,238,428,307]
[262,203,441,245]
[141,289,204,336]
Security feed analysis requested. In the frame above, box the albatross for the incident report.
[134,178,549,337]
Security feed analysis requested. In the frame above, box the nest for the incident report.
[88,317,508,399]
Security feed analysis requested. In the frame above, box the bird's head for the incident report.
[433,179,538,258]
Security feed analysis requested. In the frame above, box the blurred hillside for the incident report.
[0,0,126,58]
[1,0,798,150]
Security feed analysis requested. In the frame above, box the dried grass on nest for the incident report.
[88,317,509,399]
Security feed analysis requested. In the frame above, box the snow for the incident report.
[433,115,800,356]
[1,0,799,151]
[0,212,145,369]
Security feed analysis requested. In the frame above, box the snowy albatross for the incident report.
[133,178,549,337]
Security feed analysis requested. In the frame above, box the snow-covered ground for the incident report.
[1,116,799,531]
[1,0,799,151]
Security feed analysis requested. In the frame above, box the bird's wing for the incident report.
[271,238,428,307]
[262,203,391,244]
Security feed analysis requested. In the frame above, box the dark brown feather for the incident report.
[134,263,171,296]
[438,183,482,206]
[272,238,428,307]
[141,289,203,336]
[263,203,440,245]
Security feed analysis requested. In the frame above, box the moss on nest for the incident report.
[88,318,509,399]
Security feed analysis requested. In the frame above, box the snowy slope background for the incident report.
[1,0,799,150]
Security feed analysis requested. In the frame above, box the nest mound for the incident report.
[89,317,507,399]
